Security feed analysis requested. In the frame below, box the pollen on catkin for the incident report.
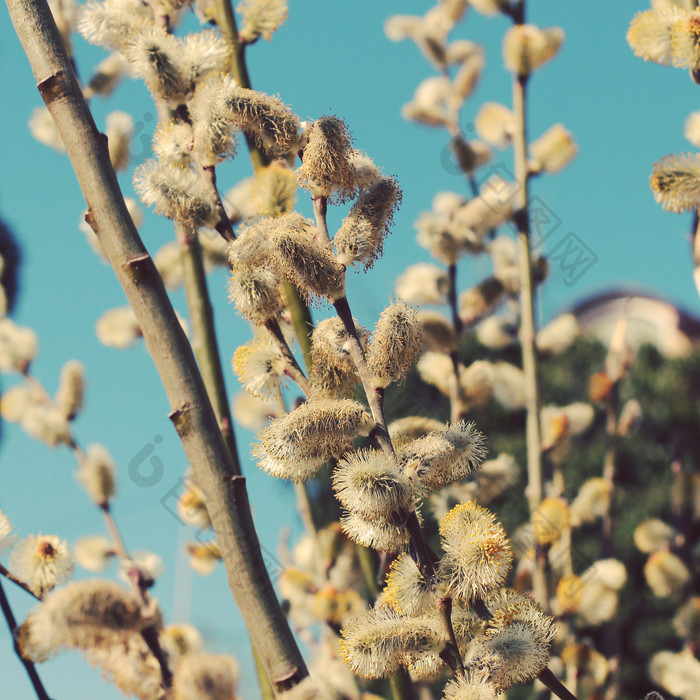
[232,336,287,399]
[296,116,357,200]
[650,153,700,212]
[10,534,74,597]
[438,501,513,602]
[367,301,422,387]
[333,177,402,269]
[254,399,374,482]
[385,553,434,615]
[627,7,686,66]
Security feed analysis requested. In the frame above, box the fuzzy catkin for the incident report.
[333,177,402,269]
[296,116,356,200]
[367,301,422,387]
[215,79,300,156]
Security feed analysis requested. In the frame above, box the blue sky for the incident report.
[1,1,699,698]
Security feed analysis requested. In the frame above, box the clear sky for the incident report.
[1,1,699,698]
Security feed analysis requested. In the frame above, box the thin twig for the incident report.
[510,1,546,607]
[0,579,53,700]
[0,564,41,600]
[264,318,313,397]
[201,165,235,243]
[538,668,579,700]
[437,596,465,677]
[313,196,331,247]
[175,222,242,473]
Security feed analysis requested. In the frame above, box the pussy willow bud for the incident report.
[55,360,85,420]
[401,76,451,127]
[645,550,690,597]
[367,301,422,387]
[296,116,356,200]
[216,78,300,156]
[503,25,564,77]
[232,335,288,399]
[400,421,487,492]
[309,317,365,398]
[189,76,237,167]
[173,652,239,700]
[105,111,133,172]
[20,580,152,662]
[237,0,288,42]
[251,164,297,217]
[627,6,689,67]
[634,518,675,554]
[453,53,484,101]
[134,160,216,228]
[77,444,116,507]
[388,416,445,448]
[83,54,127,99]
[334,177,402,269]
[339,606,444,679]
[255,399,374,482]
[385,553,433,616]
[475,102,515,150]
[395,263,450,305]
[340,512,410,552]
[332,449,414,521]
[469,589,556,691]
[77,0,152,53]
[529,124,578,174]
[650,153,700,212]
[0,318,38,372]
[459,278,505,326]
[229,213,345,301]
[95,307,142,349]
[417,310,457,353]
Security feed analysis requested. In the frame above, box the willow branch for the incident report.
[0,564,41,600]
[538,668,579,700]
[201,165,235,243]
[313,196,331,247]
[4,0,308,689]
[175,222,242,473]
[264,318,313,397]
[0,580,52,700]
[213,0,266,173]
[511,3,546,607]
[437,596,465,677]
[212,0,314,369]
